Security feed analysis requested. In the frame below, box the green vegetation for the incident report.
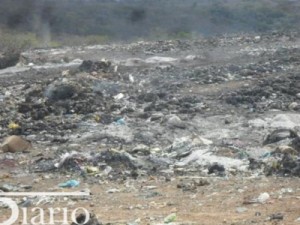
[0,30,38,51]
[0,0,299,49]
[0,30,39,68]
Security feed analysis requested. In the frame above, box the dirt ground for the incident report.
[0,175,300,225]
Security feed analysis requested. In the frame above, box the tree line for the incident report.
[0,0,299,42]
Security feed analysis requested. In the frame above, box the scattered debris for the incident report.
[177,178,210,192]
[86,166,100,174]
[166,115,186,129]
[55,151,87,171]
[59,180,80,188]
[8,122,20,130]
[236,207,248,213]
[263,129,298,145]
[71,213,102,225]
[164,213,177,224]
[0,184,20,192]
[115,118,125,125]
[106,188,120,194]
[208,163,225,176]
[244,192,270,204]
[257,192,270,204]
[269,213,284,220]
[79,59,112,73]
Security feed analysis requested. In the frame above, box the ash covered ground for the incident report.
[0,32,300,224]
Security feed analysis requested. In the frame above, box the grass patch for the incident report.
[0,30,40,68]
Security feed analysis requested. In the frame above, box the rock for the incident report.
[71,213,102,225]
[257,192,270,204]
[166,115,186,129]
[296,93,300,99]
[288,102,299,110]
[1,136,32,153]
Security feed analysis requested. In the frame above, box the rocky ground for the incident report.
[0,31,300,224]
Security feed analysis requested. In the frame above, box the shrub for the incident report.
[0,30,39,68]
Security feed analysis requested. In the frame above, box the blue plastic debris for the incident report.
[58,180,80,188]
[261,152,272,158]
[115,118,125,125]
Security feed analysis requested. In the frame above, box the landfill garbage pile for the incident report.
[0,31,300,224]
[224,72,300,112]
[0,32,300,176]
[250,129,300,177]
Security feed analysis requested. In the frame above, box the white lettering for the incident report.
[71,208,90,225]
[21,208,29,225]
[0,198,19,225]
[0,198,90,225]
[30,207,45,225]
[48,208,69,225]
